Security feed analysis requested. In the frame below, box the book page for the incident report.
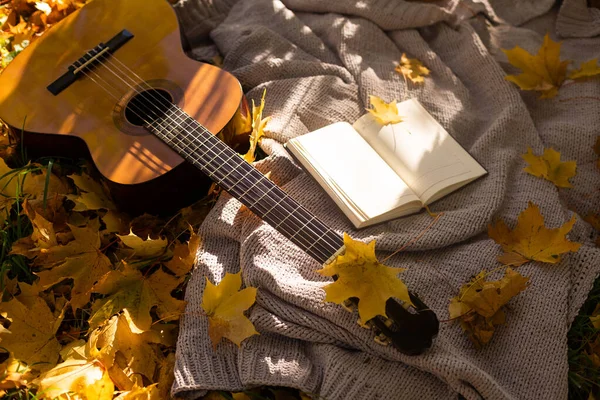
[353,99,486,204]
[285,122,420,226]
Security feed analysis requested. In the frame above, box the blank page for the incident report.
[353,99,486,203]
[285,122,419,222]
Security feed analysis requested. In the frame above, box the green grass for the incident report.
[568,276,600,399]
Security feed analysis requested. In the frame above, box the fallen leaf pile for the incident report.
[0,91,270,397]
[1,0,88,72]
[502,33,600,98]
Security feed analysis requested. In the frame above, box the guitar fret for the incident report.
[149,105,344,264]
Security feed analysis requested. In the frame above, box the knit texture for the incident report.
[172,1,600,399]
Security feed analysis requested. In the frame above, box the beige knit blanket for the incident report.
[171,1,600,399]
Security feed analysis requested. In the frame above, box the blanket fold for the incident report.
[172,1,600,399]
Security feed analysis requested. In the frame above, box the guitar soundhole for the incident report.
[125,89,173,126]
[113,79,184,136]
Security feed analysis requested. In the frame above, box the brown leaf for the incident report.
[449,268,529,346]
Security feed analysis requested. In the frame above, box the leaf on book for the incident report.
[502,33,570,99]
[449,268,529,347]
[488,202,581,266]
[201,271,258,348]
[317,233,413,324]
[522,147,576,188]
[243,89,271,163]
[395,53,430,84]
[569,59,600,80]
[366,95,403,125]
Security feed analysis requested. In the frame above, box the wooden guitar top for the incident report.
[0,0,242,185]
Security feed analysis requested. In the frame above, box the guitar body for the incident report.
[0,0,242,214]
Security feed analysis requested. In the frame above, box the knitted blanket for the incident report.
[171,1,600,399]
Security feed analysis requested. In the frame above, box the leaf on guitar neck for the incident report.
[317,233,413,324]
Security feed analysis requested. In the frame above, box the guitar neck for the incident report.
[147,104,344,264]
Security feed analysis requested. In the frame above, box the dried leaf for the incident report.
[366,95,403,125]
[36,358,113,400]
[89,263,186,332]
[164,232,200,277]
[569,59,600,80]
[395,53,430,83]
[201,271,258,348]
[522,147,577,188]
[242,90,270,163]
[67,172,116,211]
[317,233,413,324]
[0,282,64,372]
[117,231,168,259]
[502,34,570,98]
[488,202,581,266]
[0,354,35,394]
[35,222,112,310]
[89,313,160,384]
[449,268,529,346]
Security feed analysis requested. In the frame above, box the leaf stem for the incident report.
[381,212,444,263]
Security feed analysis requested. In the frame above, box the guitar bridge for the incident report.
[47,29,134,96]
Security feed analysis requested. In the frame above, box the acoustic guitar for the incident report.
[0,0,439,354]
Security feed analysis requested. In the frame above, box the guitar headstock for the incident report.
[344,292,439,355]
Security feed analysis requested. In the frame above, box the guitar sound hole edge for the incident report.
[112,79,184,136]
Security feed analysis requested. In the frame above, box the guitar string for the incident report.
[97,53,343,257]
[71,52,342,262]
[72,59,338,263]
[91,50,344,259]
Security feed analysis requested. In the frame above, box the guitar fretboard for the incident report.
[146,105,343,264]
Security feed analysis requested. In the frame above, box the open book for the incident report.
[284,99,487,228]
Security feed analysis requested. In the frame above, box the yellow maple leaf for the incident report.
[242,90,271,163]
[0,282,65,372]
[89,313,160,386]
[502,33,570,99]
[35,221,112,310]
[36,358,113,400]
[395,53,430,84]
[164,232,201,277]
[117,231,168,259]
[317,233,413,324]
[67,172,116,211]
[201,271,258,348]
[569,59,600,80]
[488,202,581,266]
[449,268,529,346]
[366,95,403,125]
[522,147,577,188]
[89,262,186,332]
